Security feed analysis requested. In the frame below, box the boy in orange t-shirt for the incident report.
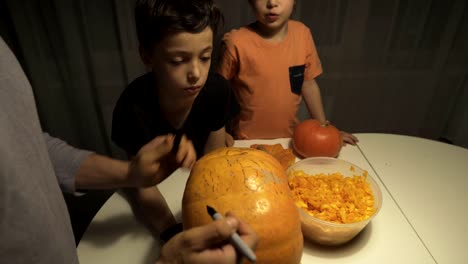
[218,0,357,144]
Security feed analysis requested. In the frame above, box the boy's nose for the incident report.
[188,63,200,84]
[267,0,279,8]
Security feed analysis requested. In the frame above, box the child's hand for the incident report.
[127,135,196,187]
[341,131,359,146]
[173,134,197,169]
[225,132,235,147]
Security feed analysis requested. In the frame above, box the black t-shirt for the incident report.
[111,72,239,157]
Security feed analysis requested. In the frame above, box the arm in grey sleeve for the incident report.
[43,133,93,193]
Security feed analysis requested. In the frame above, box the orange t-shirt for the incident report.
[218,20,323,139]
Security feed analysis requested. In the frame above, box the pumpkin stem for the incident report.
[321,120,330,127]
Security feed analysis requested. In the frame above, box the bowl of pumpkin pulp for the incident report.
[286,157,382,246]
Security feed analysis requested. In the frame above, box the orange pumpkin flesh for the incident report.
[250,143,297,170]
[293,119,342,158]
[182,148,303,264]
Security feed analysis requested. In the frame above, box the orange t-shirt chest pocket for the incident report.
[289,64,306,95]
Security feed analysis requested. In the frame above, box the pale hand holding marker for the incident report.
[206,206,257,263]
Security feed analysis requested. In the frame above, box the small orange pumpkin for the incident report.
[182,148,303,264]
[293,119,342,158]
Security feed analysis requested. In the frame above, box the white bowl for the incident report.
[286,157,383,246]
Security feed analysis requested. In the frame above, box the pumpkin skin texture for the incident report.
[293,119,342,158]
[182,148,303,264]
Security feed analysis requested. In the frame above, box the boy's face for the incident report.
[143,27,213,102]
[251,0,294,30]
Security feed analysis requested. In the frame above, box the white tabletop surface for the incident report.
[77,136,445,264]
[355,133,468,264]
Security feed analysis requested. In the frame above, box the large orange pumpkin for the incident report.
[293,119,342,158]
[182,148,303,264]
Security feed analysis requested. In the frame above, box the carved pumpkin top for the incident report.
[250,143,297,170]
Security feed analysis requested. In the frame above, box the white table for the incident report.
[355,133,468,264]
[76,135,466,264]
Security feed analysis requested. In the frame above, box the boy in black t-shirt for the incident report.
[111,0,239,239]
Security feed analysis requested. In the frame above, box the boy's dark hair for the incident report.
[135,0,223,51]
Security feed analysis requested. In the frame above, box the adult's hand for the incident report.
[157,212,258,264]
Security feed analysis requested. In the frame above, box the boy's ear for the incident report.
[139,45,152,66]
